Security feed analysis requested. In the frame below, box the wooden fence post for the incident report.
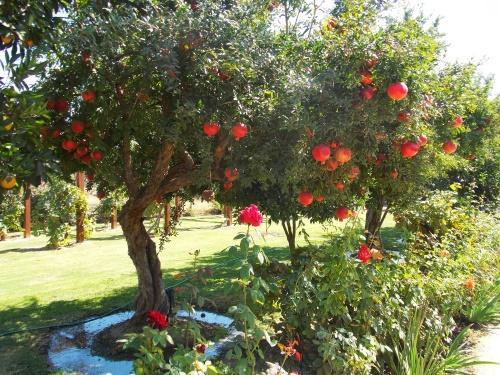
[75,171,85,243]
[111,207,117,229]
[225,205,232,226]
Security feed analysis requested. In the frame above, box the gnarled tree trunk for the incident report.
[364,195,389,249]
[282,218,298,265]
[120,208,169,319]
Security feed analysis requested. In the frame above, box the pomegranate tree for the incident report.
[38,1,281,319]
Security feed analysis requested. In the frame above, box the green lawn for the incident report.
[0,212,400,374]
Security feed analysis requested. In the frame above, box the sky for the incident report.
[400,0,499,95]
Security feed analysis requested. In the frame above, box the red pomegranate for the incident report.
[326,159,339,171]
[75,146,89,158]
[298,191,314,207]
[452,116,463,128]
[315,195,325,203]
[347,165,360,180]
[202,122,220,137]
[86,173,95,182]
[335,207,350,221]
[330,140,338,149]
[360,86,376,101]
[400,141,420,158]
[390,169,398,179]
[334,147,352,164]
[223,181,233,190]
[71,120,86,134]
[62,139,77,151]
[46,100,57,110]
[312,144,331,163]
[442,140,457,154]
[417,135,428,146]
[231,123,248,141]
[335,182,345,190]
[360,71,373,85]
[81,90,96,102]
[80,154,92,165]
[91,150,103,161]
[224,167,239,182]
[50,129,61,139]
[82,51,91,62]
[55,98,69,112]
[387,82,408,101]
[398,111,410,122]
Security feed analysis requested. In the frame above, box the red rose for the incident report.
[196,343,206,353]
[238,204,263,227]
[357,244,372,264]
[146,310,168,330]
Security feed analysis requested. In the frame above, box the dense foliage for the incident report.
[32,177,92,247]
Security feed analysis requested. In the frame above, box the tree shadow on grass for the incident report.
[380,226,406,252]
[0,246,56,255]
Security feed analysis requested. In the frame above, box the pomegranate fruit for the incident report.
[360,86,376,101]
[203,122,220,137]
[62,139,77,151]
[335,207,350,221]
[81,90,96,102]
[334,147,352,164]
[312,144,331,163]
[400,141,420,158]
[298,191,314,207]
[231,123,248,141]
[71,120,86,134]
[442,140,457,154]
[387,82,408,100]
[90,150,103,161]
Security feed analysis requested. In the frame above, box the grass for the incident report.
[0,212,401,374]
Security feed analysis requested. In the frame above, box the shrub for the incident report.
[273,200,499,373]
[32,178,91,247]
[0,189,23,232]
[92,189,127,224]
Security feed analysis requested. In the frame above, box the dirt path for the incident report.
[473,326,500,375]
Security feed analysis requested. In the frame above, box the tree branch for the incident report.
[211,131,231,181]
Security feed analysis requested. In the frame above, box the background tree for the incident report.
[38,0,283,318]
[1,1,69,188]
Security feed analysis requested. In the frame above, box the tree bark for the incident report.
[282,218,298,262]
[164,203,171,234]
[225,205,232,226]
[119,210,169,319]
[110,207,118,229]
[364,196,388,249]
[75,172,85,243]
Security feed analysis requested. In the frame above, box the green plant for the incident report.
[32,178,91,247]
[468,278,500,325]
[122,325,174,374]
[92,189,126,223]
[0,189,23,231]
[225,216,275,374]
[387,307,491,375]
